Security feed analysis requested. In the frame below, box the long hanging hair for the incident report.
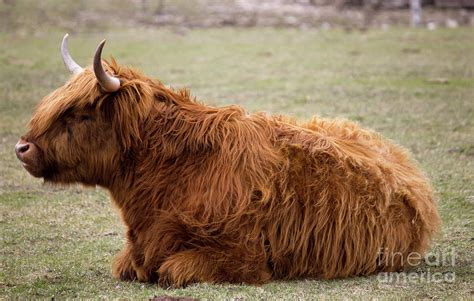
[96,60,440,279]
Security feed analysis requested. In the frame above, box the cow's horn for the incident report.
[61,34,84,75]
[93,40,120,92]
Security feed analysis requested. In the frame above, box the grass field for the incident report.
[1,28,473,299]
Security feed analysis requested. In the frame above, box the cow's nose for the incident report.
[15,142,30,156]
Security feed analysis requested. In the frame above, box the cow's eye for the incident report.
[80,115,91,121]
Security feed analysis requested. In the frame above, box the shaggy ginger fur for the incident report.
[21,59,440,287]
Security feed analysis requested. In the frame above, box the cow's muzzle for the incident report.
[15,138,44,178]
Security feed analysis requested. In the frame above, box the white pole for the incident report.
[410,0,422,27]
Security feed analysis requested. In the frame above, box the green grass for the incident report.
[1,28,473,299]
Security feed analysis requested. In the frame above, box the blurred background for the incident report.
[1,0,473,299]
[1,0,474,34]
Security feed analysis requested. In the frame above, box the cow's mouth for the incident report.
[20,161,45,178]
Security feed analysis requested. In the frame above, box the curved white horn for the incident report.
[93,40,120,92]
[61,34,84,75]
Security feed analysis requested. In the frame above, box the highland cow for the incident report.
[15,35,440,288]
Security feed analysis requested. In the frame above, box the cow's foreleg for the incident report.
[112,229,157,282]
[112,242,137,281]
[158,248,271,288]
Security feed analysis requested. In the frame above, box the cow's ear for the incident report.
[103,80,154,151]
